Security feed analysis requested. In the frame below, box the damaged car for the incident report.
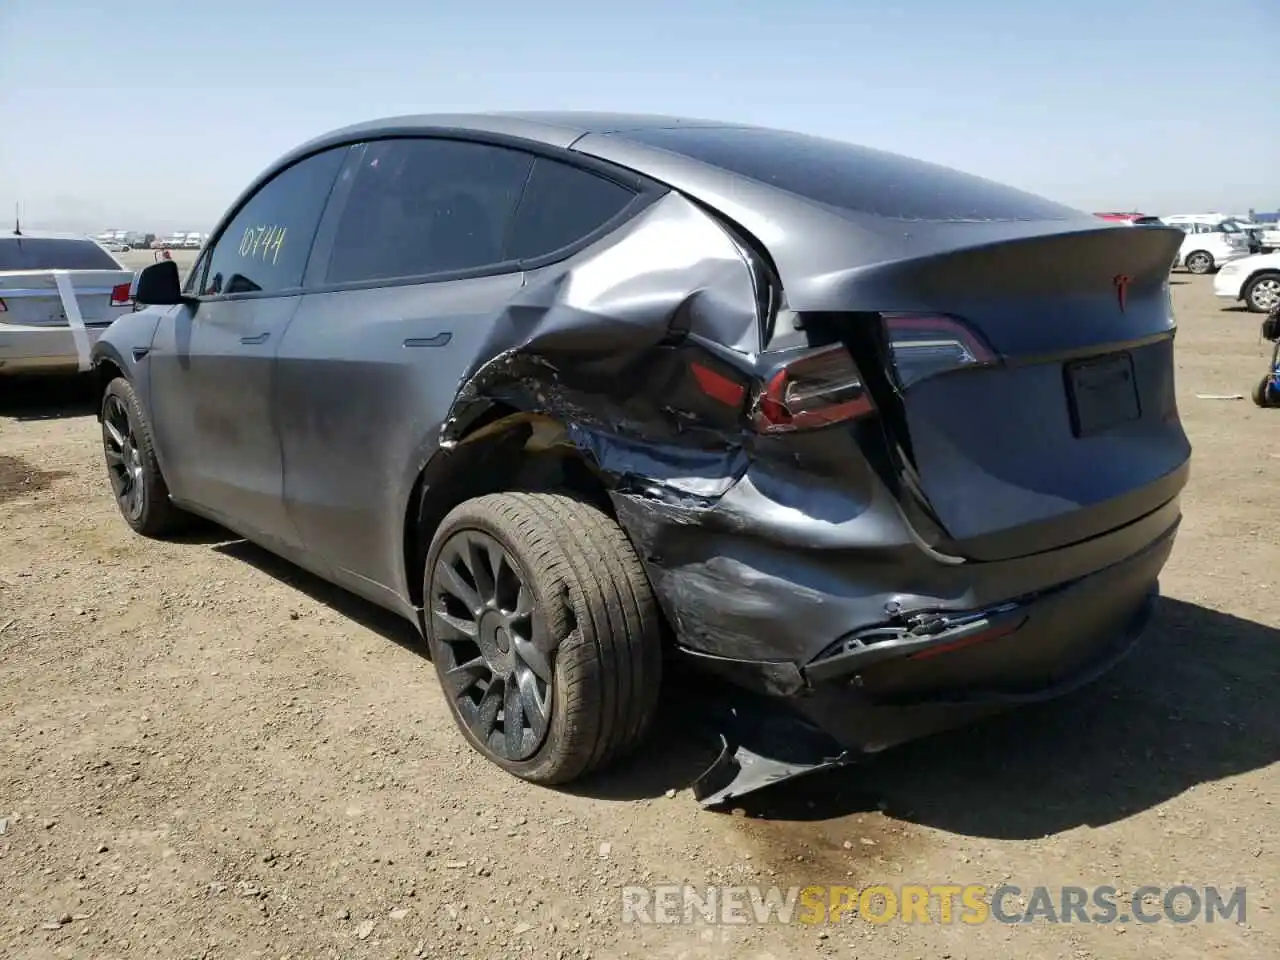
[91,112,1191,804]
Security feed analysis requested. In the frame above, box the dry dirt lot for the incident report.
[1,274,1277,960]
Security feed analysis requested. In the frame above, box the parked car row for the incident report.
[95,230,157,250]
[151,232,205,250]
[1092,211,1279,310]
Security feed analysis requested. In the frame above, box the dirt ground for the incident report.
[1,274,1276,960]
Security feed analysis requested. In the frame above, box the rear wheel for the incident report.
[1252,377,1280,408]
[1243,273,1280,313]
[423,492,663,785]
[1184,251,1214,275]
[101,378,188,536]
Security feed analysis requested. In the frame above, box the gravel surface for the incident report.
[1,273,1276,959]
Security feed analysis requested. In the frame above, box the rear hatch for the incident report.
[572,124,1190,562]
[0,237,134,327]
[809,225,1190,561]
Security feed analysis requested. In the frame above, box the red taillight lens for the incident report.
[752,344,873,433]
[883,313,996,389]
[110,282,133,307]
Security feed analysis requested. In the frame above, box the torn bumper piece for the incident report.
[686,522,1174,808]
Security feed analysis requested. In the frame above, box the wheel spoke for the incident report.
[103,419,126,450]
[431,606,478,639]
[475,679,503,739]
[438,560,483,614]
[125,481,141,517]
[463,534,495,601]
[442,655,488,697]
[503,676,526,757]
[512,584,534,619]
[512,634,552,684]
[487,541,507,587]
[104,448,124,466]
[515,666,550,741]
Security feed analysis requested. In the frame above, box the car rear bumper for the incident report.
[1212,272,1244,299]
[0,325,104,375]
[784,523,1170,753]
[614,465,1180,750]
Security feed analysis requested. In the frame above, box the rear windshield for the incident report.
[0,237,121,271]
[622,125,1080,222]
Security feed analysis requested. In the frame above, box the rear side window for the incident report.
[200,147,347,296]
[507,158,636,261]
[0,238,121,271]
[326,138,534,284]
[621,126,1080,222]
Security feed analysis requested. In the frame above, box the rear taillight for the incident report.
[110,282,133,307]
[883,313,996,389]
[0,298,7,313]
[751,344,873,433]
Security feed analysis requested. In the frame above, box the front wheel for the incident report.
[1252,377,1280,408]
[423,492,663,785]
[101,378,189,536]
[1243,273,1280,313]
[1184,251,1215,275]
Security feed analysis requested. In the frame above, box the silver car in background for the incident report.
[0,231,136,375]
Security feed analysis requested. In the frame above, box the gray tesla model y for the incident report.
[93,113,1190,801]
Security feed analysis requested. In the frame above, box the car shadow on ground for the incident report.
[0,375,98,421]
[190,535,1280,838]
[211,538,425,649]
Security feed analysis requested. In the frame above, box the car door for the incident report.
[275,139,643,609]
[146,146,348,550]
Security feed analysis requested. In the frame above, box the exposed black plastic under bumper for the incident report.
[686,522,1173,806]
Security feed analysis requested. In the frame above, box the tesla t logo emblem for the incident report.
[1113,274,1132,313]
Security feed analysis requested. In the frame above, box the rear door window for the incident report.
[507,158,637,261]
[200,147,347,296]
[325,138,534,284]
[0,238,121,271]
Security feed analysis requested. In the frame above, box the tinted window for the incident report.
[326,138,534,284]
[621,126,1080,222]
[0,238,121,271]
[507,158,636,260]
[201,147,346,296]
[183,247,212,294]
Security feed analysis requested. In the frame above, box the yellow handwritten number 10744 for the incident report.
[238,224,288,265]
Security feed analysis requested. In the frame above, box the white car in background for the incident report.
[1213,252,1280,313]
[181,233,203,249]
[0,231,136,375]
[1163,218,1252,274]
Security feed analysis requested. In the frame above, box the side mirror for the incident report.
[134,260,185,306]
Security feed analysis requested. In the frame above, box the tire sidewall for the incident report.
[422,510,578,783]
[102,379,155,532]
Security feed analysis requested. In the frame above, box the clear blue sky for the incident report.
[1,0,1276,232]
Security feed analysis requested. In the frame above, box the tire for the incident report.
[100,377,188,537]
[1184,251,1215,275]
[1253,377,1280,408]
[1243,272,1280,314]
[423,491,663,785]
